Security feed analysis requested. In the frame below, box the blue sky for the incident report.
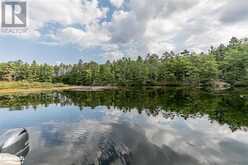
[0,0,247,64]
[0,36,105,64]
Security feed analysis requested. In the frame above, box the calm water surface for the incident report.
[0,88,248,165]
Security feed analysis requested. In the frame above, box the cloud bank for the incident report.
[1,0,248,61]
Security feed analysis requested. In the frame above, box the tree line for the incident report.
[0,37,248,86]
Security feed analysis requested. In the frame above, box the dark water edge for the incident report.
[0,87,247,131]
[0,87,248,165]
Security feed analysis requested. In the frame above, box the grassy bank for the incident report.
[0,81,76,94]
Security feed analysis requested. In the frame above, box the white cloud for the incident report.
[110,0,124,8]
[1,0,107,40]
[101,44,124,61]
[108,0,248,55]
[55,25,111,49]
[1,0,248,61]
[30,0,106,26]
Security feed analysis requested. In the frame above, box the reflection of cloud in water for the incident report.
[141,112,248,165]
[24,108,248,165]
[25,118,200,165]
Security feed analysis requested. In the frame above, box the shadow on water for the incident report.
[0,88,247,131]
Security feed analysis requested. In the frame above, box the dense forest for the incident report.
[0,37,248,86]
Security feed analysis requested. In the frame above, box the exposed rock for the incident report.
[0,154,21,165]
[69,86,119,92]
[210,80,231,90]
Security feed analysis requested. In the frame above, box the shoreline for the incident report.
[0,86,121,94]
[0,86,79,94]
[70,86,119,92]
[0,84,247,94]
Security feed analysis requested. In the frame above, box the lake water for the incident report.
[0,88,248,165]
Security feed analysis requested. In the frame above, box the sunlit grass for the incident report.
[0,81,67,90]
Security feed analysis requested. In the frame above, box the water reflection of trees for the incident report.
[0,88,247,131]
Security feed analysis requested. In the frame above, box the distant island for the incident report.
[0,37,248,91]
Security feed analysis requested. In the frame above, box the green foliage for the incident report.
[221,42,248,83]
[0,60,54,83]
[0,37,247,87]
[0,63,14,81]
